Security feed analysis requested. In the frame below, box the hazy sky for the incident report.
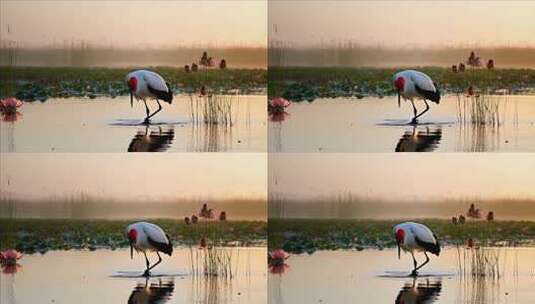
[0,0,267,48]
[270,154,535,202]
[1,153,267,201]
[269,1,535,47]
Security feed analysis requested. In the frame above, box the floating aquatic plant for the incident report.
[268,249,289,267]
[0,97,23,114]
[0,249,22,265]
[268,97,290,114]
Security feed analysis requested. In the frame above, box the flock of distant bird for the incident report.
[452,203,495,225]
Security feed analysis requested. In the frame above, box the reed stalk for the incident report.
[188,94,238,127]
[456,245,504,280]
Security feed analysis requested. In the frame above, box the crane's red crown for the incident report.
[395,229,405,244]
[127,77,137,91]
[127,229,138,242]
[394,77,405,91]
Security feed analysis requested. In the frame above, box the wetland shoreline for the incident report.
[268,67,535,101]
[1,66,267,101]
[0,218,267,254]
[268,219,535,253]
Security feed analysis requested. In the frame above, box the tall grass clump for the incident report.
[456,94,506,127]
[188,94,238,126]
[456,245,505,280]
[187,216,238,279]
[188,243,237,278]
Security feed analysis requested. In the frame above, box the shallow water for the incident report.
[0,247,266,304]
[269,95,535,152]
[269,248,535,304]
[0,95,266,152]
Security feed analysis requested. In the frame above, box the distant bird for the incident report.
[467,203,481,218]
[200,51,209,66]
[393,70,441,124]
[125,70,173,124]
[126,222,173,277]
[487,59,495,69]
[468,204,476,216]
[200,203,210,218]
[486,211,494,221]
[219,211,227,221]
[219,59,227,69]
[468,51,482,68]
[394,222,441,276]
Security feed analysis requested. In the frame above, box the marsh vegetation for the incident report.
[0,67,266,101]
[0,219,266,254]
[268,67,535,101]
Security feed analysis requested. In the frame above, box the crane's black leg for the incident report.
[143,251,151,277]
[410,100,418,124]
[410,252,418,277]
[147,252,163,273]
[147,100,162,121]
[143,99,151,124]
[414,99,430,122]
[414,251,431,273]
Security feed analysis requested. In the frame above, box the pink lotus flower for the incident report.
[270,249,289,260]
[0,97,23,114]
[269,249,289,267]
[0,249,22,265]
[269,97,290,109]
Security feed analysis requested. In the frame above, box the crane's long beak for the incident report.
[130,241,134,259]
[130,92,134,108]
[397,243,401,259]
[397,92,401,108]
